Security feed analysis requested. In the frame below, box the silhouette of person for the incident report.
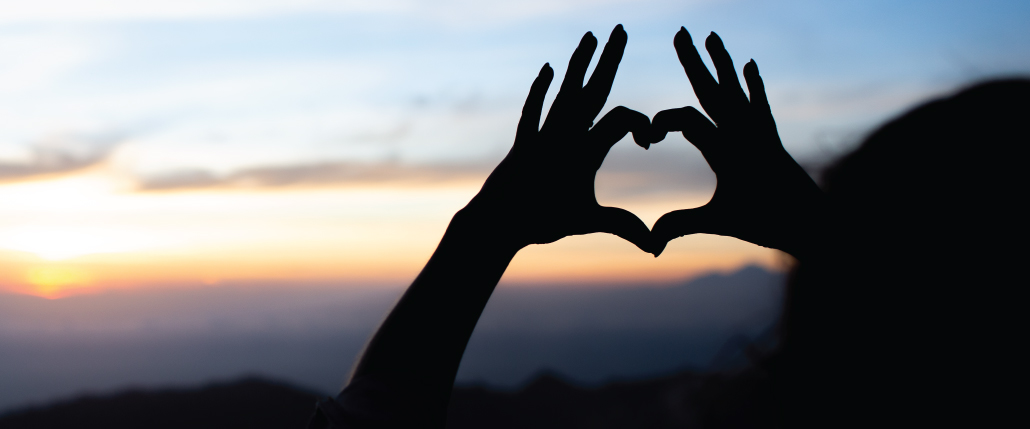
[309,23,1027,428]
[308,25,659,429]
[650,27,1028,428]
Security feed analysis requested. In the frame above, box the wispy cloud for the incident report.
[134,142,720,198]
[136,160,491,191]
[0,137,120,183]
[595,144,716,200]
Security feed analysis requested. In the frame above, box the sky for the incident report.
[1,0,1029,297]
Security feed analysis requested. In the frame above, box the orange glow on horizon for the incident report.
[25,265,92,298]
[1,232,785,299]
[0,170,783,299]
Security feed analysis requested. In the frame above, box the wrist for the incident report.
[444,207,525,259]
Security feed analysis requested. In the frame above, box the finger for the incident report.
[582,24,628,121]
[560,32,598,93]
[515,63,555,142]
[743,59,776,131]
[590,206,657,256]
[651,106,718,153]
[589,106,652,152]
[705,32,749,109]
[651,206,717,256]
[673,27,722,122]
[545,32,598,127]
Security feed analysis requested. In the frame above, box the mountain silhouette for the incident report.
[0,365,776,429]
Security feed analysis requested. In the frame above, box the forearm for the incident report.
[310,27,640,428]
[354,208,518,380]
[336,208,520,426]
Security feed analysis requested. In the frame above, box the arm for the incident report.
[312,25,658,429]
[650,28,827,261]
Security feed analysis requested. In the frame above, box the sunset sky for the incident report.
[1,0,1028,297]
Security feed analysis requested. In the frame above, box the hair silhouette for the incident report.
[686,79,1029,428]
[770,78,1028,428]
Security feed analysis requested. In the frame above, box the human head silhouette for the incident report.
[776,78,1028,427]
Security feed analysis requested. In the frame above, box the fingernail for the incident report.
[610,24,627,42]
[676,26,692,45]
[706,32,724,50]
[743,60,760,79]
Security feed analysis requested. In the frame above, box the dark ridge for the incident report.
[447,370,706,429]
[446,364,777,429]
[0,365,776,429]
[0,377,322,429]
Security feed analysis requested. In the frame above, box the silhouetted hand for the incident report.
[650,28,825,258]
[322,26,659,429]
[460,25,658,255]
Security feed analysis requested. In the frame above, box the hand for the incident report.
[460,25,659,255]
[650,28,825,258]
[327,26,658,429]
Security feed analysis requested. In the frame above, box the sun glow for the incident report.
[25,265,92,298]
[0,172,181,261]
[0,225,173,261]
[0,169,781,298]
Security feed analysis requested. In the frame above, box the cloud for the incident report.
[594,143,717,200]
[347,122,412,145]
[136,160,492,191]
[0,138,119,183]
[135,142,721,197]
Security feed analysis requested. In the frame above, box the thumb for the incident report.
[589,106,656,150]
[651,206,718,256]
[589,206,658,256]
[652,106,718,153]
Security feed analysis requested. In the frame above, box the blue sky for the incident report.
[2,0,1027,176]
[0,0,1028,295]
